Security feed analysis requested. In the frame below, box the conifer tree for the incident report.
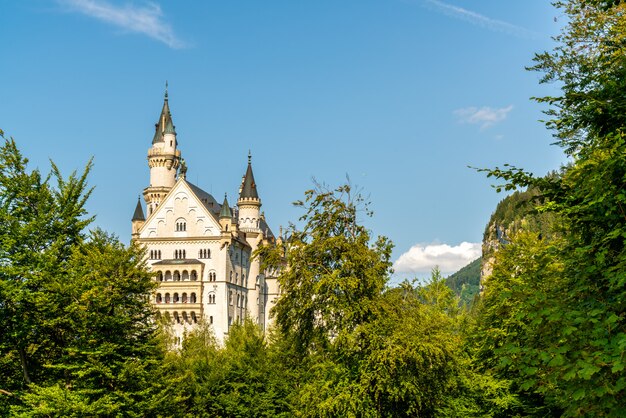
[0,132,166,416]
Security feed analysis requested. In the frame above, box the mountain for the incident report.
[445,257,481,307]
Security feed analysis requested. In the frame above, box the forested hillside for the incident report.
[445,257,481,306]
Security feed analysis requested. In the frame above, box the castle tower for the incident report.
[237,153,261,232]
[131,197,145,239]
[219,193,233,232]
[143,83,181,216]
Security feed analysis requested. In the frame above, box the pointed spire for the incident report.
[132,197,145,221]
[220,193,233,218]
[152,82,175,144]
[239,152,259,199]
[164,118,176,134]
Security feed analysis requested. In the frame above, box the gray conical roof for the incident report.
[152,84,176,144]
[132,198,145,221]
[220,194,232,218]
[239,154,259,199]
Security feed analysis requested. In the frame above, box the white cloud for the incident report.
[393,242,481,275]
[454,105,513,130]
[421,0,540,39]
[58,0,186,49]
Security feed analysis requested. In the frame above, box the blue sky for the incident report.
[1,1,566,282]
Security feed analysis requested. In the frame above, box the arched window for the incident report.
[191,312,197,323]
[174,271,180,281]
[190,293,197,303]
[182,293,188,303]
[173,312,180,324]
[230,271,233,282]
[157,272,163,282]
[237,294,240,307]
[191,270,197,281]
[182,270,189,281]
[210,315,213,324]
[174,250,178,259]
[198,249,202,258]
[165,293,171,303]
[165,271,172,281]
[158,250,161,259]
[182,311,189,323]
[183,249,186,259]
[175,219,187,232]
[173,293,179,303]
[156,293,162,303]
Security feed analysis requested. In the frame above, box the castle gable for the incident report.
[139,179,222,239]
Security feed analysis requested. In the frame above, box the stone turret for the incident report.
[219,193,233,232]
[131,197,145,239]
[143,82,181,216]
[237,152,261,233]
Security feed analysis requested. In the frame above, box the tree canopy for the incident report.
[0,132,166,416]
[476,1,626,415]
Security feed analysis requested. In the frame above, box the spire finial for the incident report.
[165,81,168,100]
[248,150,251,164]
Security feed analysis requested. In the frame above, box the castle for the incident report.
[130,87,279,344]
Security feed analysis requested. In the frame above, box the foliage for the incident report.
[162,319,292,417]
[482,186,557,241]
[530,1,626,155]
[476,1,626,415]
[445,257,481,307]
[258,182,394,356]
[0,134,165,416]
[258,185,518,417]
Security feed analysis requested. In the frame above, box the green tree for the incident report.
[258,183,394,356]
[259,185,510,417]
[0,133,92,406]
[477,2,626,415]
[0,133,166,416]
[162,319,292,417]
